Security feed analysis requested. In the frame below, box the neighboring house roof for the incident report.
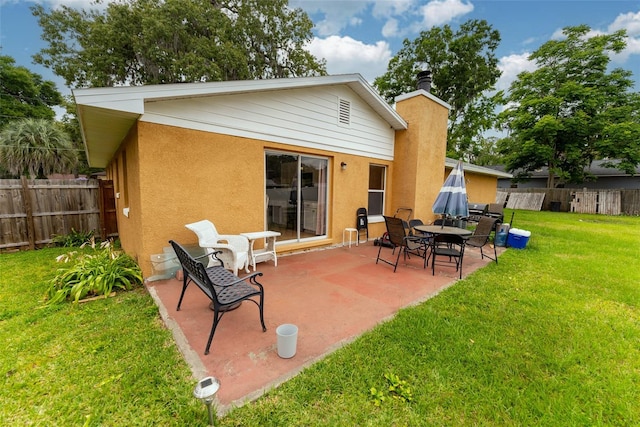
[446,158,512,179]
[73,74,408,168]
[491,160,640,179]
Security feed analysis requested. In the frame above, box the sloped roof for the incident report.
[445,158,512,179]
[490,160,640,179]
[73,74,408,168]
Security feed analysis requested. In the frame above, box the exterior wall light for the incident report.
[341,162,347,170]
[194,376,220,426]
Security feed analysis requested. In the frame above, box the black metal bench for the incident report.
[169,240,266,355]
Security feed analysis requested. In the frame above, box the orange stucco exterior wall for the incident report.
[465,172,500,205]
[393,93,449,224]
[105,92,500,278]
[107,124,144,265]
[109,122,395,276]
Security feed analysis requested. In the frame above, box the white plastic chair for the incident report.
[185,220,250,276]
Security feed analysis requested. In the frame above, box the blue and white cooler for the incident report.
[507,228,531,249]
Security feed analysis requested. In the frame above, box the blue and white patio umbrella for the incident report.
[432,160,469,219]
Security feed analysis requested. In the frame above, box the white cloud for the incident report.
[349,16,363,26]
[496,53,536,91]
[307,35,392,82]
[371,0,417,19]
[548,10,640,65]
[417,0,473,28]
[382,18,399,38]
[609,10,640,36]
[293,0,370,36]
[611,35,640,64]
[296,1,472,40]
[608,10,640,64]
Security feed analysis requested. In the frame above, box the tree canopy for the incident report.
[374,19,501,158]
[497,25,640,187]
[0,55,63,129]
[32,0,326,88]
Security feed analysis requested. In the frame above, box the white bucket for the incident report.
[276,324,298,358]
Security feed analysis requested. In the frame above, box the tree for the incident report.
[0,55,63,128]
[58,95,98,177]
[374,19,501,157]
[0,118,78,178]
[467,135,503,166]
[32,0,326,88]
[497,25,640,187]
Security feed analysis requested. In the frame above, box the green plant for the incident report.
[384,373,413,402]
[369,385,386,407]
[1,247,201,426]
[45,240,143,304]
[50,228,94,247]
[370,372,413,407]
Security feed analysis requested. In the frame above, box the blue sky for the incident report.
[1,0,639,98]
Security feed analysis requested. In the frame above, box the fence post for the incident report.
[20,176,35,250]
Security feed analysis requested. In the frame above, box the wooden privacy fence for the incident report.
[497,188,640,215]
[570,189,621,215]
[0,178,118,251]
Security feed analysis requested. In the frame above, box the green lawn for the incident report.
[1,210,639,426]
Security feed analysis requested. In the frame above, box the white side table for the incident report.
[240,231,281,271]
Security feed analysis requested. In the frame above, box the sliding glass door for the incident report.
[265,152,328,242]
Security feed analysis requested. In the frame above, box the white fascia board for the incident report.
[73,89,145,115]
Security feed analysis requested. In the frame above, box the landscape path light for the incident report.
[193,376,220,426]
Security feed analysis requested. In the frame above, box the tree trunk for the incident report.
[547,173,555,188]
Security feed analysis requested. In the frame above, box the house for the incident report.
[74,74,510,277]
[496,160,640,189]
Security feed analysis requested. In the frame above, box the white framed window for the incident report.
[368,164,386,217]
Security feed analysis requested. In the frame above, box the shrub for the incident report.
[45,240,143,304]
[51,228,95,247]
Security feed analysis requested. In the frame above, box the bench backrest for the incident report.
[169,240,215,301]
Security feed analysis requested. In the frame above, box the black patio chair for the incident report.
[486,203,504,223]
[431,234,466,279]
[169,240,266,355]
[408,218,425,235]
[433,217,455,227]
[376,216,428,272]
[465,216,498,264]
[356,207,368,242]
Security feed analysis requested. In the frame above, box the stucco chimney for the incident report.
[417,70,432,92]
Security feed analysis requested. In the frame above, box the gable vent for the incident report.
[338,98,351,126]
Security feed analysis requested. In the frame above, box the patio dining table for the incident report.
[414,225,472,237]
[415,224,472,276]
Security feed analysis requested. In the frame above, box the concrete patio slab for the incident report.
[146,241,499,414]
